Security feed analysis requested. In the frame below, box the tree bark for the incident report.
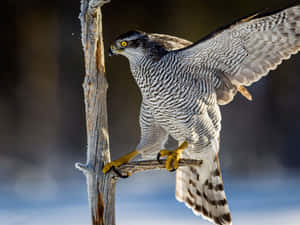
[75,1,114,225]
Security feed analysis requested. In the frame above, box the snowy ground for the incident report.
[1,171,300,225]
[1,204,300,225]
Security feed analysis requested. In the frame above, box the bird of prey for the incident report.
[103,3,300,225]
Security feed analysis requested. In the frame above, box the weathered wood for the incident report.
[114,159,203,178]
[76,0,113,225]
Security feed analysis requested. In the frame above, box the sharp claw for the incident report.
[112,166,129,178]
[166,158,177,172]
[102,150,139,174]
[157,152,162,164]
[157,142,188,172]
[106,165,113,174]
[102,163,113,174]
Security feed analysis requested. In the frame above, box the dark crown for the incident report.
[116,30,146,41]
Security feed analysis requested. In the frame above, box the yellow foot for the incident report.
[102,150,139,176]
[157,141,188,171]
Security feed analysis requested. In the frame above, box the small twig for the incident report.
[113,159,203,178]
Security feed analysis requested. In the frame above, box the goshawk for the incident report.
[103,4,300,225]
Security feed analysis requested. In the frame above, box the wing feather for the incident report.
[174,4,300,92]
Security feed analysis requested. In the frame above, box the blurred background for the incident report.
[2,0,300,224]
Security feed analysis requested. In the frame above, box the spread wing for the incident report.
[173,4,300,103]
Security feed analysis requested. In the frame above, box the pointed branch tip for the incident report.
[89,0,111,10]
[75,162,93,174]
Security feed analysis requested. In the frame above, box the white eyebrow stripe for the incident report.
[124,34,144,41]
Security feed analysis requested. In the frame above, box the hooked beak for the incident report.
[109,44,118,56]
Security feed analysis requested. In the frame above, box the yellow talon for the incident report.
[159,141,188,171]
[102,150,139,174]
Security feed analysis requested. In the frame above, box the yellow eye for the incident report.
[121,41,127,47]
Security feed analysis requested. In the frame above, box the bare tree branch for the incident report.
[113,159,203,177]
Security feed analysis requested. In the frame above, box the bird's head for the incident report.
[109,30,169,61]
[109,30,192,61]
[109,30,148,58]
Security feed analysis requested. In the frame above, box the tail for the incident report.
[176,143,231,225]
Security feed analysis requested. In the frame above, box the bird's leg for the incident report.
[157,141,188,171]
[102,150,139,176]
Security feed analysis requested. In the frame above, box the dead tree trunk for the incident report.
[75,1,203,225]
[75,1,115,225]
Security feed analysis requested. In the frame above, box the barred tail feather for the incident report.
[176,148,231,225]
